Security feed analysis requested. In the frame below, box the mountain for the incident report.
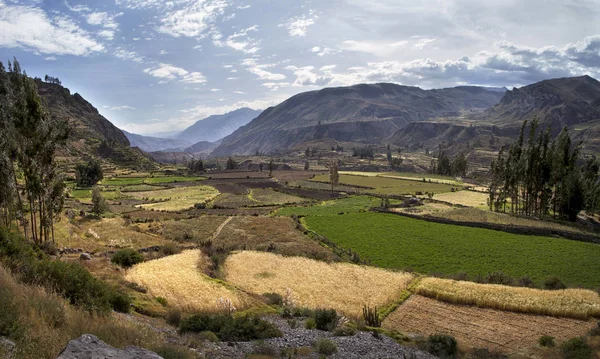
[211,83,505,156]
[35,80,155,169]
[387,75,600,156]
[481,75,600,129]
[176,107,262,143]
[123,131,191,152]
[184,140,218,153]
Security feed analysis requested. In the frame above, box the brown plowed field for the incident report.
[383,295,596,353]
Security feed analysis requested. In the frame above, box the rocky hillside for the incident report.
[36,80,155,169]
[176,107,262,143]
[481,75,600,129]
[211,84,505,156]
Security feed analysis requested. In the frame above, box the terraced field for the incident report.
[128,186,220,211]
[311,174,457,195]
[304,212,600,288]
[224,251,413,317]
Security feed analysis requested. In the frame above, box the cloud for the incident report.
[157,0,230,38]
[213,25,260,54]
[282,13,317,37]
[86,12,121,30]
[412,37,436,50]
[114,48,145,63]
[340,40,409,57]
[98,30,115,40]
[285,65,332,86]
[144,63,207,84]
[242,58,286,81]
[44,56,57,61]
[0,2,104,56]
[311,46,339,57]
[103,105,136,111]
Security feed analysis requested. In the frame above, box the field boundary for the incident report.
[374,208,600,244]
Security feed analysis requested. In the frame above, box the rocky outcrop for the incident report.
[0,337,16,359]
[56,334,162,359]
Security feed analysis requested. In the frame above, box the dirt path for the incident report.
[212,216,233,239]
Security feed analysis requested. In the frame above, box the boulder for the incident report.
[0,337,16,359]
[79,253,92,261]
[56,334,163,359]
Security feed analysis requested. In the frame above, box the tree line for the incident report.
[488,118,600,221]
[430,148,468,177]
[0,58,69,243]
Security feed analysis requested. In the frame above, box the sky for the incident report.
[1,0,600,136]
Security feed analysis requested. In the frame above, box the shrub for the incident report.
[314,309,338,331]
[111,249,144,268]
[179,313,282,342]
[151,344,196,359]
[253,341,277,356]
[538,335,555,347]
[588,322,600,336]
[161,243,181,256]
[333,325,356,337]
[166,309,182,326]
[198,331,219,342]
[362,305,381,327]
[109,291,131,313]
[544,277,567,290]
[518,276,535,288]
[426,334,457,358]
[314,338,337,356]
[156,296,168,307]
[305,318,316,329]
[486,272,514,286]
[560,337,592,359]
[263,292,283,306]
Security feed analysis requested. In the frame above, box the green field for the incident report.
[143,176,205,184]
[311,174,457,195]
[304,212,600,288]
[102,177,147,186]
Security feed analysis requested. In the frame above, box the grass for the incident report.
[128,186,220,211]
[276,195,383,217]
[125,250,258,312]
[311,174,457,195]
[223,251,413,317]
[212,216,335,261]
[120,184,168,192]
[416,277,600,319]
[144,216,228,243]
[212,193,258,208]
[102,177,147,186]
[303,212,600,288]
[340,171,460,184]
[433,191,489,208]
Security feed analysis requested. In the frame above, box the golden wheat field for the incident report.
[223,251,413,317]
[125,250,257,312]
[129,186,220,211]
[417,277,600,319]
[433,190,489,208]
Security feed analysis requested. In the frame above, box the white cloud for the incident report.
[242,58,286,81]
[144,63,207,84]
[213,25,260,54]
[412,37,436,50]
[341,40,409,57]
[98,30,115,40]
[210,88,220,92]
[0,2,104,56]
[159,49,168,55]
[233,91,245,94]
[286,65,332,87]
[103,105,136,111]
[157,0,230,38]
[114,48,144,63]
[311,46,338,57]
[44,56,57,61]
[282,13,317,37]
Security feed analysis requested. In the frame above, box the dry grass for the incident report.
[416,277,600,319]
[383,295,596,354]
[224,251,413,317]
[433,191,489,208]
[212,217,335,261]
[0,265,190,359]
[128,186,220,211]
[54,217,170,252]
[125,250,257,312]
[142,216,228,243]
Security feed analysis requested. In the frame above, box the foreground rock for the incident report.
[56,334,162,359]
[0,337,16,359]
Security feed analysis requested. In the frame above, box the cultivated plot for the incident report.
[224,251,413,317]
[128,186,220,211]
[311,174,456,195]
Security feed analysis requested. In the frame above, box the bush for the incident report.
[111,249,144,268]
[314,309,338,331]
[588,322,600,336]
[518,276,535,288]
[109,291,131,313]
[179,313,282,342]
[253,341,277,356]
[426,334,457,358]
[198,331,219,342]
[486,272,514,286]
[362,305,381,327]
[166,309,182,326]
[305,318,316,329]
[156,296,168,307]
[544,277,567,290]
[263,292,283,306]
[539,335,555,347]
[560,337,592,359]
[314,338,337,356]
[161,243,181,256]
[333,325,356,337]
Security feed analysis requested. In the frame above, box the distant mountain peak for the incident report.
[175,107,262,143]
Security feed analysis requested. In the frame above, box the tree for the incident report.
[91,187,108,216]
[386,145,392,164]
[329,160,339,193]
[305,147,311,157]
[226,157,237,170]
[187,158,204,173]
[75,159,103,186]
[304,161,310,171]
[268,159,274,177]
